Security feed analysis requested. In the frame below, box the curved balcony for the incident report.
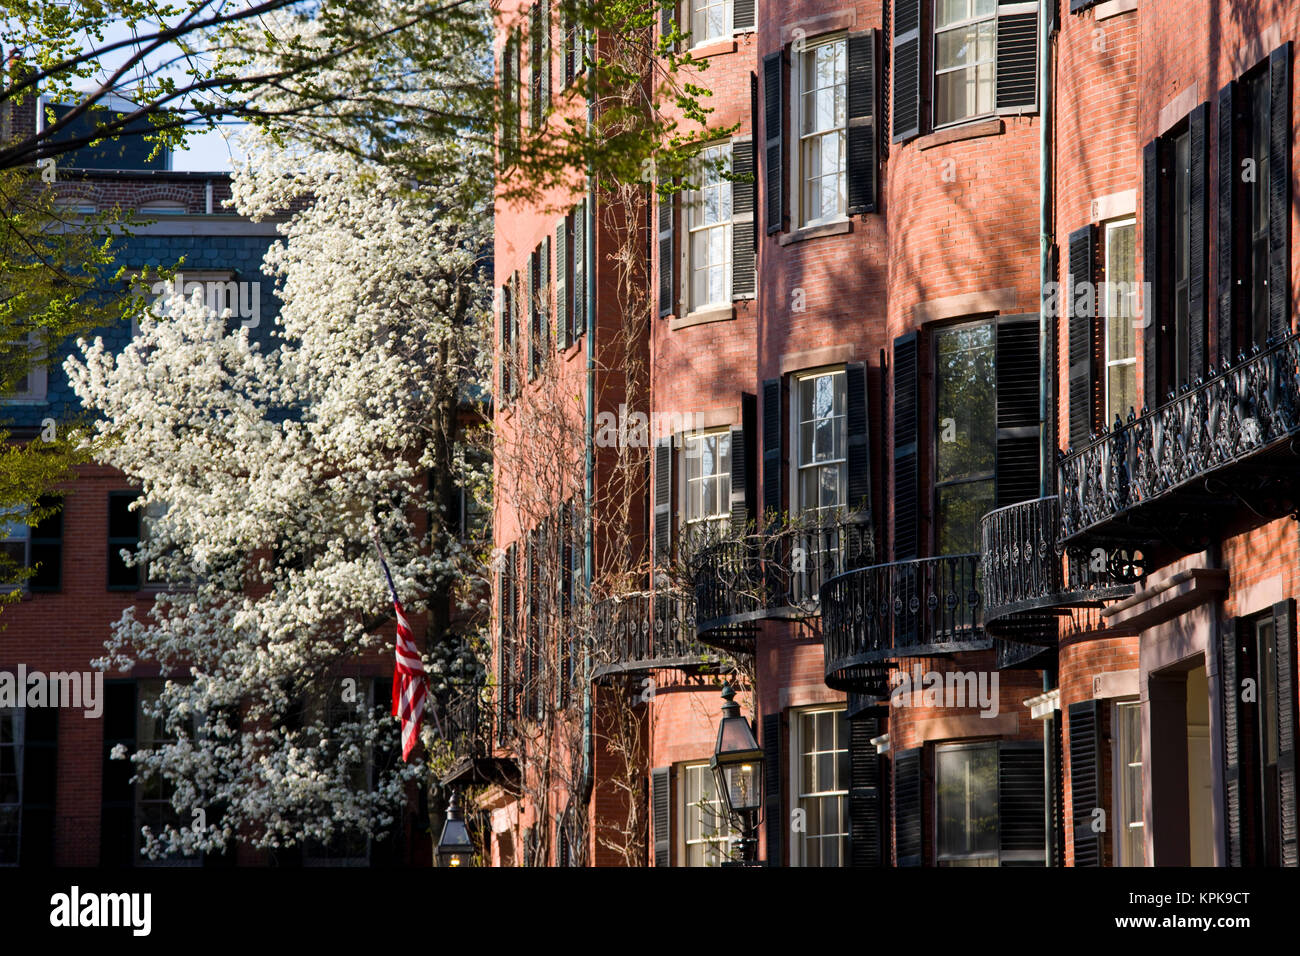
[590,590,713,680]
[821,554,989,696]
[690,518,874,652]
[1058,333,1300,554]
[980,495,1134,643]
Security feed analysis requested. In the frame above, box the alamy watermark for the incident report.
[0,666,103,718]
[890,666,999,718]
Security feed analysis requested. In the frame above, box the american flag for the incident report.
[374,536,427,761]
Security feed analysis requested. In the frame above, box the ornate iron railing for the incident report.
[692,534,766,632]
[980,495,1134,639]
[442,691,494,760]
[1058,333,1300,541]
[590,590,709,677]
[821,554,989,695]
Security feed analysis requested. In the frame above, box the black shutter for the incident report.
[1067,224,1096,447]
[1068,699,1103,867]
[732,138,756,296]
[892,333,919,559]
[573,200,587,337]
[18,706,57,865]
[761,378,782,523]
[525,255,537,381]
[1268,43,1292,341]
[1142,139,1162,408]
[658,186,674,317]
[660,3,674,45]
[894,746,922,866]
[100,680,137,867]
[1217,81,1240,366]
[734,0,755,31]
[762,712,781,866]
[996,314,1041,506]
[540,236,551,358]
[892,0,922,143]
[1189,101,1210,381]
[729,395,755,527]
[28,496,63,592]
[651,766,671,867]
[556,218,568,350]
[846,30,878,215]
[539,0,550,115]
[846,362,872,514]
[653,437,672,567]
[762,52,784,234]
[1222,617,1243,866]
[995,0,1039,112]
[499,283,512,402]
[1273,599,1298,867]
[998,740,1046,865]
[107,491,141,590]
[849,714,885,866]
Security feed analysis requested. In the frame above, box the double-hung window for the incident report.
[791,707,849,866]
[682,430,732,543]
[679,762,738,866]
[135,680,200,866]
[935,741,998,865]
[0,709,20,865]
[3,331,46,403]
[0,509,29,584]
[687,144,733,311]
[1113,699,1146,866]
[934,321,995,554]
[797,37,847,227]
[689,0,732,46]
[933,0,997,127]
[1104,219,1138,425]
[792,370,847,596]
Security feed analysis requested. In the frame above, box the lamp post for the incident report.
[436,793,475,867]
[710,682,764,865]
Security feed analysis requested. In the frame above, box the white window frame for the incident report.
[683,143,733,313]
[788,705,849,867]
[931,0,998,130]
[0,506,31,594]
[792,34,848,229]
[679,428,733,542]
[934,739,1000,866]
[1103,217,1138,428]
[676,761,739,866]
[789,368,848,523]
[2,331,47,404]
[687,0,733,48]
[1112,697,1146,867]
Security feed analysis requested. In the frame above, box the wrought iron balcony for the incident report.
[821,554,989,696]
[1058,333,1300,550]
[590,589,712,679]
[980,495,1134,641]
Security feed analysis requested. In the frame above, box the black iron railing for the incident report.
[1058,333,1300,541]
[692,535,766,632]
[821,554,989,694]
[591,590,708,677]
[980,495,1133,639]
[442,691,494,760]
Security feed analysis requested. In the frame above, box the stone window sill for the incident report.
[778,219,852,245]
[917,118,1005,151]
[670,305,734,330]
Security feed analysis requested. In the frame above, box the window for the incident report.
[796,36,847,227]
[1172,127,1192,390]
[679,762,738,866]
[304,682,374,867]
[690,0,732,46]
[108,492,142,590]
[0,709,20,865]
[1114,699,1145,866]
[935,742,998,865]
[934,321,995,554]
[791,707,849,866]
[135,680,200,866]
[0,509,29,584]
[3,331,47,402]
[138,201,187,215]
[794,370,847,521]
[139,500,172,588]
[933,0,997,127]
[1104,218,1138,426]
[1244,69,1271,351]
[686,144,733,311]
[682,430,732,542]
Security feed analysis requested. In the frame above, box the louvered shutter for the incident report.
[762,712,782,866]
[499,283,512,401]
[729,394,755,528]
[996,315,1041,507]
[846,30,878,215]
[894,746,922,865]
[18,706,57,865]
[892,333,919,559]
[1067,225,1096,447]
[574,200,587,337]
[1142,140,1163,408]
[539,0,550,115]
[651,766,671,866]
[891,0,922,142]
[734,0,754,31]
[500,34,516,162]
[525,255,537,381]
[562,4,575,87]
[540,236,551,357]
[846,361,872,515]
[658,185,674,317]
[556,219,568,349]
[998,740,1046,865]
[524,534,536,717]
[1222,618,1243,866]
[1273,599,1298,867]
[528,7,541,129]
[1189,101,1210,381]
[763,52,784,234]
[1268,43,1292,341]
[653,437,672,567]
[995,0,1039,113]
[732,138,756,297]
[1068,699,1103,866]
[1217,81,1240,366]
[849,714,886,866]
[761,378,782,523]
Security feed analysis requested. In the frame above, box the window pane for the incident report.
[935,323,995,483]
[936,746,998,861]
[937,480,994,556]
